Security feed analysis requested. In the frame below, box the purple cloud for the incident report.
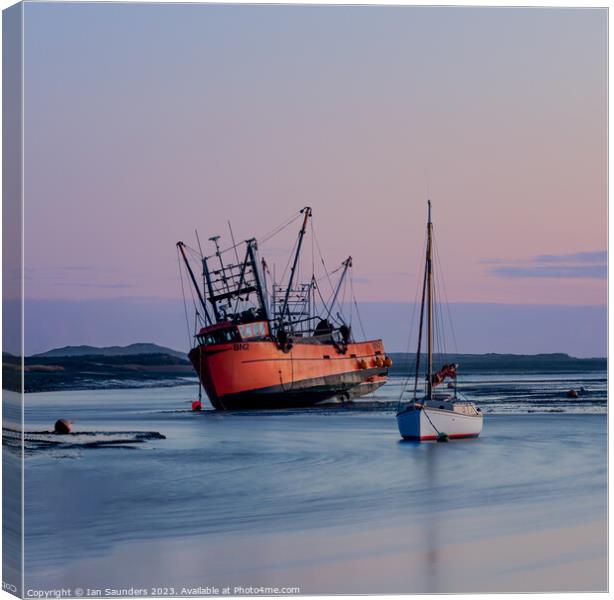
[489,250,606,279]
[492,265,606,279]
[533,251,607,264]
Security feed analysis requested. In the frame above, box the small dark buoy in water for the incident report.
[54,419,72,435]
[191,400,202,411]
[436,432,449,443]
[567,389,579,398]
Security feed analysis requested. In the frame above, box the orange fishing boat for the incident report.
[177,207,390,410]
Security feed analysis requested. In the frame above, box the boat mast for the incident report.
[177,242,212,326]
[325,256,352,320]
[426,200,433,401]
[202,256,220,322]
[246,239,271,328]
[261,257,270,317]
[279,206,312,327]
[413,263,427,399]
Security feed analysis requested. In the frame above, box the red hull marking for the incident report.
[419,433,480,441]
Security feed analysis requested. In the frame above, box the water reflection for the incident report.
[424,443,442,592]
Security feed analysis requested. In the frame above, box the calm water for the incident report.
[5,373,607,593]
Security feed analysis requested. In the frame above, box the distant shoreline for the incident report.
[389,352,606,374]
[3,351,195,393]
[2,346,606,394]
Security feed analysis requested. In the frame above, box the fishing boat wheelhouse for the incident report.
[177,207,390,410]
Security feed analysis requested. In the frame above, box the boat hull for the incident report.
[189,338,388,410]
[396,405,483,441]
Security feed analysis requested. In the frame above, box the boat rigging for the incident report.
[176,207,391,410]
[396,200,483,441]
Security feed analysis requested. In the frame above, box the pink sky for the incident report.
[21,4,606,309]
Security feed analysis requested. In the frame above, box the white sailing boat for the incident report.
[396,201,483,441]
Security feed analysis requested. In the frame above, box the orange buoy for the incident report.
[567,389,579,398]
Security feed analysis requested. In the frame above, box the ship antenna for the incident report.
[209,235,232,298]
[227,220,241,265]
[195,229,204,258]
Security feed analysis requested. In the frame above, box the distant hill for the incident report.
[3,351,192,393]
[389,352,606,374]
[32,343,186,359]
